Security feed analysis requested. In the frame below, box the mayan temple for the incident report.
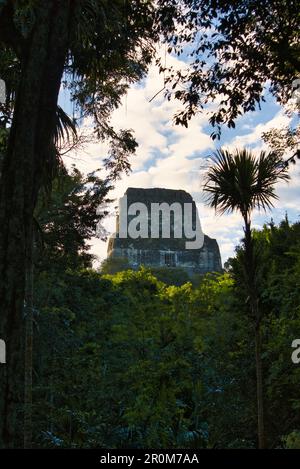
[107,187,222,276]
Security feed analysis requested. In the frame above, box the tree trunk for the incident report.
[24,239,34,449]
[0,1,72,447]
[255,322,266,449]
[243,217,266,449]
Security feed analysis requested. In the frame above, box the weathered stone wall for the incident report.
[107,187,222,275]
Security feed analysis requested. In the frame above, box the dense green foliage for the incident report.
[33,267,253,448]
[30,177,300,448]
[0,1,158,446]
[1,0,299,450]
[35,166,113,271]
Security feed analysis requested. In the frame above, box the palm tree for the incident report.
[203,148,290,449]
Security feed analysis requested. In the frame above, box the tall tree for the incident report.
[0,0,156,447]
[203,148,289,448]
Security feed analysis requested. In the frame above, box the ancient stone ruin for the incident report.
[107,187,222,276]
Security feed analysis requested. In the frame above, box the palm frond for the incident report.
[40,106,77,197]
[203,148,290,218]
[54,105,77,147]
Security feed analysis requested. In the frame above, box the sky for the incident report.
[60,52,300,268]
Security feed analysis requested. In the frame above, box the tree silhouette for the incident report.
[203,148,290,448]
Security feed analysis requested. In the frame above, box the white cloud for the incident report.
[224,109,291,152]
[64,54,300,267]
